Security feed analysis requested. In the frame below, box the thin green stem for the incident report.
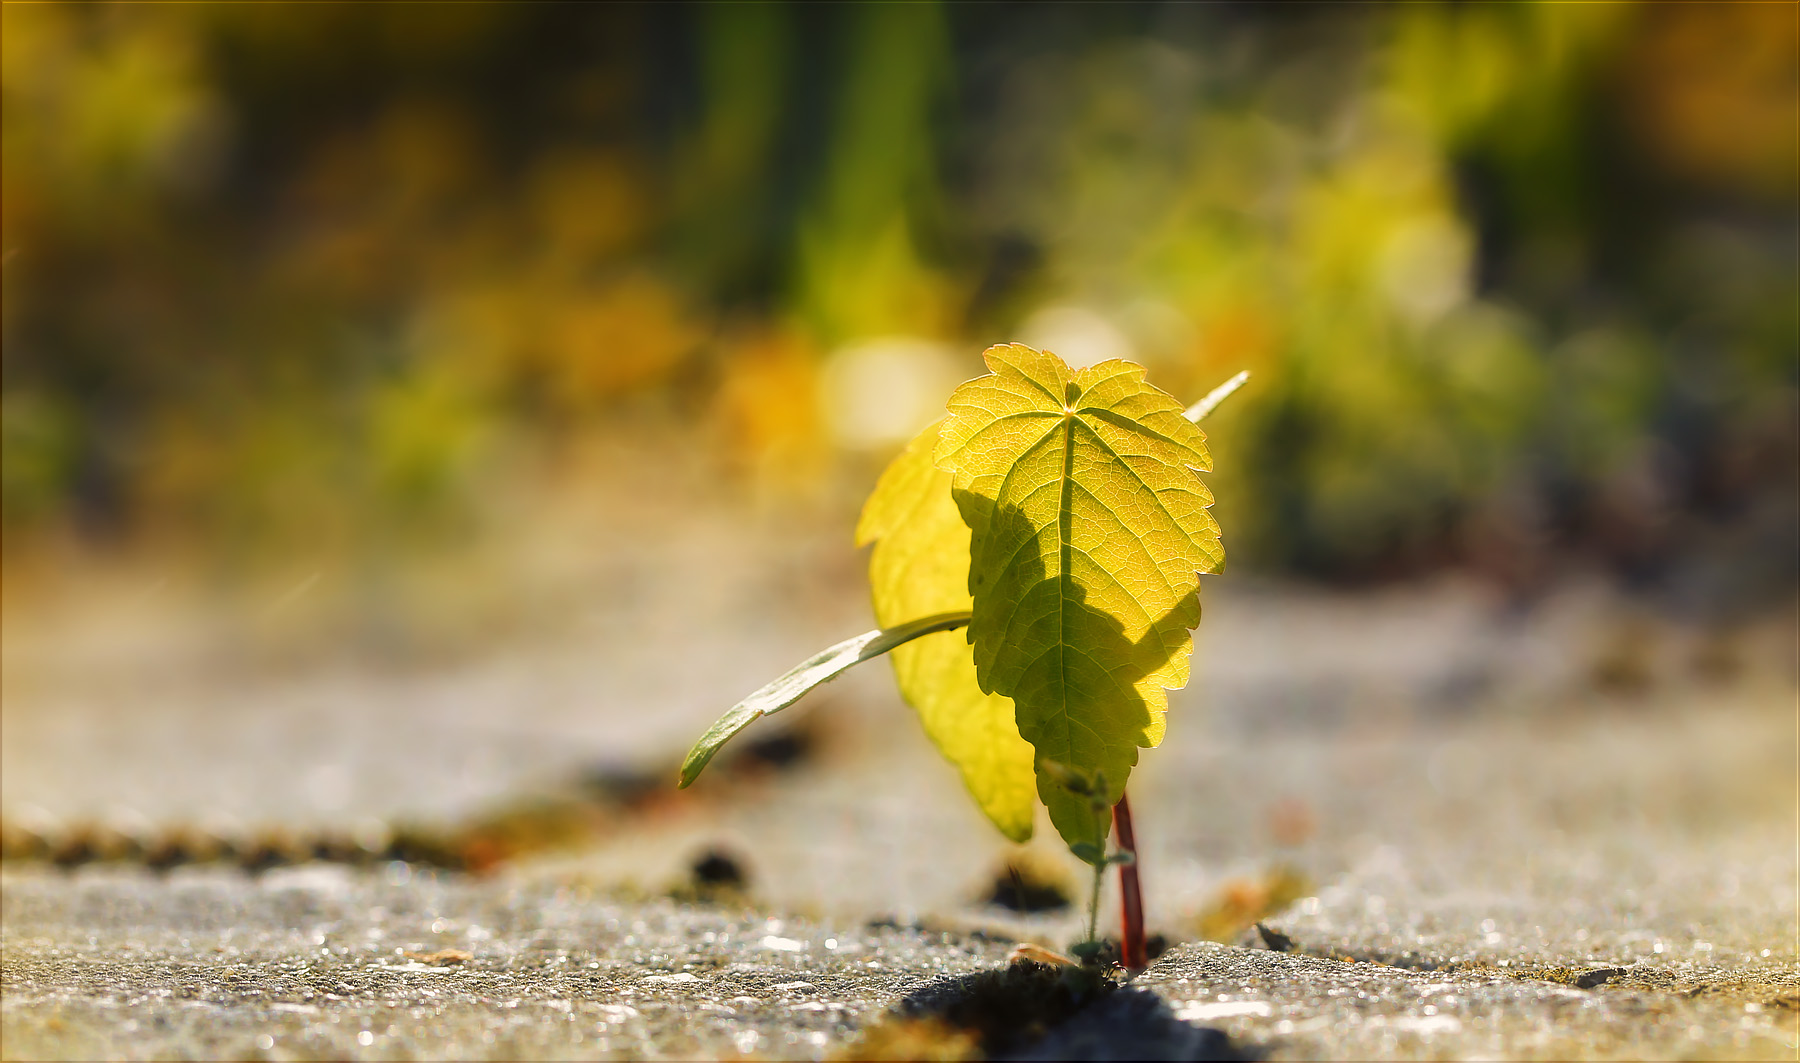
[1084,857,1104,945]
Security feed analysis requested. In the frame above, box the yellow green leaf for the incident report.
[934,344,1224,854]
[857,421,1038,842]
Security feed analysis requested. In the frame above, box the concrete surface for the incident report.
[3,574,1796,1059]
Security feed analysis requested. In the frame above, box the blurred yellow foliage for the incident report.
[0,1,1790,590]
[712,327,826,491]
[2,2,222,235]
[529,150,652,267]
[538,275,701,408]
[1621,2,1800,199]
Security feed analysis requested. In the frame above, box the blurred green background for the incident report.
[3,1,1795,630]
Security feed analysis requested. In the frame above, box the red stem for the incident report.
[1113,791,1146,970]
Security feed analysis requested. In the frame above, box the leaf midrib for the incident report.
[988,410,1196,732]
[1056,407,1076,763]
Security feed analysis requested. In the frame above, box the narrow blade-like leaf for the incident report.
[935,344,1224,852]
[1184,369,1250,423]
[678,611,970,788]
[857,422,1038,841]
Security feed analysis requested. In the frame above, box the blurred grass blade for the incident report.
[1184,370,1250,423]
[678,611,972,787]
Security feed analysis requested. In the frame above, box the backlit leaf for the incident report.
[856,422,1038,842]
[934,343,1224,854]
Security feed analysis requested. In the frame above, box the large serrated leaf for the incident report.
[678,611,970,789]
[934,343,1224,853]
[856,422,1038,842]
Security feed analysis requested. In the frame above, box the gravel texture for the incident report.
[4,577,1796,1059]
[3,863,1792,1061]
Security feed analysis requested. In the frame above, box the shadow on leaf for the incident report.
[953,491,1201,851]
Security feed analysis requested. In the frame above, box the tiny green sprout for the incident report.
[682,348,1247,964]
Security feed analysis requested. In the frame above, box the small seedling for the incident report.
[682,344,1245,968]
